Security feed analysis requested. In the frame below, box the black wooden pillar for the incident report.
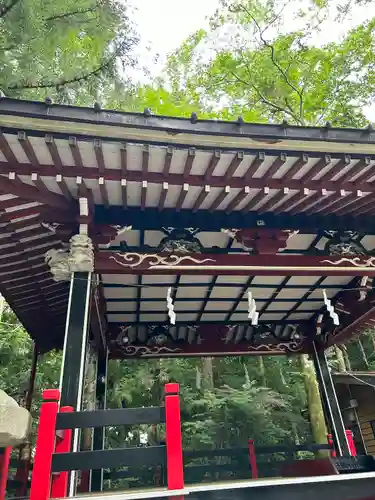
[312,342,350,456]
[60,271,92,495]
[90,347,108,492]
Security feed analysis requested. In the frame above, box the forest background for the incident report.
[0,0,375,469]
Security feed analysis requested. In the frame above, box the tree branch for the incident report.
[45,8,96,22]
[228,69,298,122]
[7,60,112,91]
[238,4,305,122]
[0,0,21,19]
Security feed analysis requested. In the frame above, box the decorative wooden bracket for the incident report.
[223,228,296,254]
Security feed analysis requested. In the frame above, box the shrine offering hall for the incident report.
[2,98,375,499]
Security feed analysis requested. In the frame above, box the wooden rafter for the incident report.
[204,150,221,181]
[3,155,375,200]
[262,153,287,179]
[283,154,309,180]
[224,152,244,180]
[0,174,70,210]
[242,188,269,212]
[259,188,289,213]
[183,148,196,178]
[244,153,265,181]
[274,189,310,213]
[162,147,173,176]
[45,135,73,200]
[302,155,332,182]
[225,187,250,213]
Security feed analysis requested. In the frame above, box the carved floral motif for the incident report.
[109,252,215,269]
[121,345,182,356]
[321,256,375,268]
[247,341,304,353]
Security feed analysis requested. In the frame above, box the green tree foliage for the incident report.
[0,304,61,437]
[0,0,138,103]
[1,0,374,483]
[106,356,311,451]
[132,0,375,127]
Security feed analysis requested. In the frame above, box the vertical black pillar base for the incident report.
[312,342,350,456]
[91,347,108,492]
[60,271,92,495]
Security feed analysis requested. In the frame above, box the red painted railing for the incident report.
[50,406,74,498]
[30,383,184,500]
[327,434,336,458]
[248,439,259,479]
[327,431,357,458]
[165,383,184,498]
[30,389,60,500]
[0,446,11,500]
[345,430,357,457]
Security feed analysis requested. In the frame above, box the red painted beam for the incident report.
[108,324,310,359]
[96,252,375,276]
[3,160,375,194]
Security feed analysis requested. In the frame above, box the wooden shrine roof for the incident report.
[1,98,375,356]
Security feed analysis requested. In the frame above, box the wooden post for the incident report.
[51,406,74,498]
[248,439,259,479]
[312,343,350,456]
[165,383,184,498]
[60,272,92,495]
[30,389,60,500]
[0,447,11,500]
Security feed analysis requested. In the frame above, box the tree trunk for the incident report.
[334,345,347,372]
[299,354,328,449]
[196,364,202,390]
[292,422,301,459]
[201,357,214,391]
[82,345,97,451]
[258,357,267,387]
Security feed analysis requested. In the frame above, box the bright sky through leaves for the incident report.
[133,0,374,120]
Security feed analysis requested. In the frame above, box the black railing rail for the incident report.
[184,447,248,459]
[52,445,166,473]
[55,406,165,430]
[183,442,331,460]
[254,443,332,454]
[181,442,334,483]
[51,405,166,474]
[100,442,363,488]
[30,384,183,500]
